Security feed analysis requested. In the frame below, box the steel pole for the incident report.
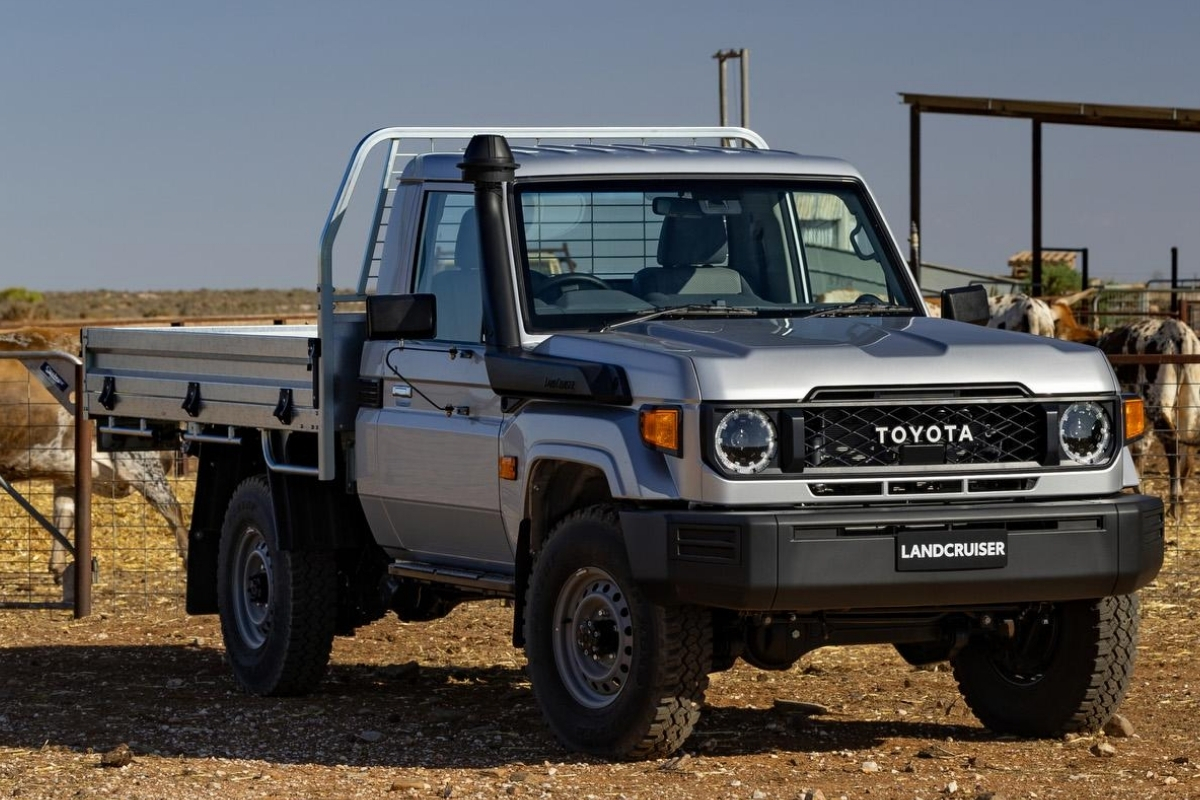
[1172,246,1180,316]
[739,48,749,129]
[1031,121,1043,296]
[717,55,728,126]
[73,362,92,618]
[909,105,922,281]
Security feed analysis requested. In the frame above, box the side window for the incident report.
[414,192,483,343]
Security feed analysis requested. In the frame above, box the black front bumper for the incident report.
[620,494,1164,611]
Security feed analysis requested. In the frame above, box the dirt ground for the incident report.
[1,308,1198,799]
[2,489,1199,800]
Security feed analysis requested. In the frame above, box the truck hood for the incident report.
[532,315,1116,401]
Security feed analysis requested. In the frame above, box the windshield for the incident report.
[516,180,918,332]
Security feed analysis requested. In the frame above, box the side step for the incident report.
[388,559,515,596]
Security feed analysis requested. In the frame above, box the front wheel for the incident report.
[217,475,336,696]
[524,505,711,759]
[951,595,1140,737]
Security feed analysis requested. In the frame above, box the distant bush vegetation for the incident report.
[0,287,51,321]
[1023,263,1082,297]
[2,288,319,322]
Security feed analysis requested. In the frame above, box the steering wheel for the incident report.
[535,273,610,302]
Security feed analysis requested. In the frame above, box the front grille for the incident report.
[804,402,1045,469]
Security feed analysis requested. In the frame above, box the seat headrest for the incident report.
[657,214,728,268]
[454,207,481,271]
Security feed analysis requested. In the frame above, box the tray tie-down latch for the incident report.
[181,381,202,417]
[98,376,117,411]
[273,388,294,425]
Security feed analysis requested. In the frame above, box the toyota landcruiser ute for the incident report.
[82,127,1164,760]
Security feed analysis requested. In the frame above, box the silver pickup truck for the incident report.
[82,127,1164,760]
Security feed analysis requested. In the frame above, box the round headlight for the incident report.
[714,409,777,474]
[1059,402,1112,465]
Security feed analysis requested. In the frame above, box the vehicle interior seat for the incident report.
[631,214,759,303]
[428,208,483,342]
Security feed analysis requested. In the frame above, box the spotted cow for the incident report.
[987,290,1101,343]
[988,293,1057,337]
[0,327,188,579]
[1097,317,1200,517]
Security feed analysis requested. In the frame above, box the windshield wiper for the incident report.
[803,303,914,319]
[602,304,758,332]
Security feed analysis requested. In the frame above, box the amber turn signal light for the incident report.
[498,456,518,481]
[1122,396,1146,443]
[639,406,681,456]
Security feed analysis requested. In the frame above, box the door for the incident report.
[358,191,511,566]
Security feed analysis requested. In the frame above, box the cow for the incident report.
[987,289,1101,343]
[0,327,188,581]
[1046,298,1103,344]
[1096,317,1200,518]
[989,293,1056,337]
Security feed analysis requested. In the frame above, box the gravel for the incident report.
[2,563,1199,800]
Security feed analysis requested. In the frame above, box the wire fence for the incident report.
[1106,351,1200,583]
[0,469,191,614]
[1078,284,1200,331]
[0,352,188,614]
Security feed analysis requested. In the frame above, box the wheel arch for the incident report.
[501,406,680,547]
[504,409,680,648]
[511,456,613,648]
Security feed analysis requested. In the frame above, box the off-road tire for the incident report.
[524,505,711,760]
[950,595,1139,737]
[217,475,336,696]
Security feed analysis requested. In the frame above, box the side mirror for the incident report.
[850,222,876,260]
[366,293,437,340]
[940,285,989,325]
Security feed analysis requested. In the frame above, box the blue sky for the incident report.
[3,0,1200,291]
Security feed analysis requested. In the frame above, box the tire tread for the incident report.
[219,476,336,697]
[952,594,1139,737]
[526,504,711,759]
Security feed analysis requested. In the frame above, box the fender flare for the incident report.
[499,407,679,540]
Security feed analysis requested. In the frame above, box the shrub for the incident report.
[0,286,50,321]
[1025,264,1081,297]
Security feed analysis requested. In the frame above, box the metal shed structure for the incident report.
[901,93,1200,294]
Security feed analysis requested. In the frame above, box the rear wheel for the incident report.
[524,505,711,759]
[217,475,336,696]
[950,595,1139,737]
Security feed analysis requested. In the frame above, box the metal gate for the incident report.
[0,350,91,616]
